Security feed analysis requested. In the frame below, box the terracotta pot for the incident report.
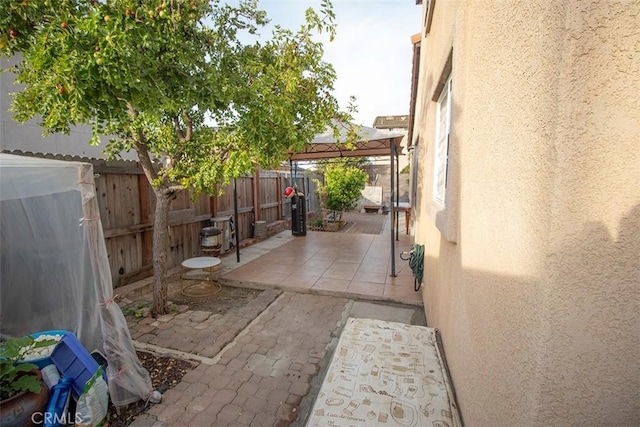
[0,370,50,427]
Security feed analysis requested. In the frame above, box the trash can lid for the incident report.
[200,226,221,236]
[210,216,231,223]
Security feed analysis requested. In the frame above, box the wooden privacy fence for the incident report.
[92,161,322,288]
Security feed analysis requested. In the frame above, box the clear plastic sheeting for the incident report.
[0,154,154,407]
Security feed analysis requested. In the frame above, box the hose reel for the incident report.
[400,244,425,292]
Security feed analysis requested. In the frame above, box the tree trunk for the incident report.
[152,189,171,316]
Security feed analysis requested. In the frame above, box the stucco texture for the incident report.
[412,0,640,425]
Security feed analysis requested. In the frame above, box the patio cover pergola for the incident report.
[289,121,406,276]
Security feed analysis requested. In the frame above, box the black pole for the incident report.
[390,139,396,277]
[396,148,400,241]
[234,178,240,263]
[302,173,307,214]
[289,158,293,187]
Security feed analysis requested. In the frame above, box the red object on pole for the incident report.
[284,187,295,198]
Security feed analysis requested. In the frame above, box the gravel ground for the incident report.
[106,350,197,427]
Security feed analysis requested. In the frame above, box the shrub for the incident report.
[316,163,367,212]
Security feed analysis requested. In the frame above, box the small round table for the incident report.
[180,256,222,297]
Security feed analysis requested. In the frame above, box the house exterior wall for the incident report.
[1,55,136,160]
[411,0,640,425]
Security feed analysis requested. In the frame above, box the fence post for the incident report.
[138,175,153,267]
[277,174,282,219]
[210,187,217,218]
[253,168,261,222]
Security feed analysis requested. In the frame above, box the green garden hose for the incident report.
[401,244,425,292]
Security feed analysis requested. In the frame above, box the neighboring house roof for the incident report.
[289,120,405,160]
[372,115,410,130]
[1,55,137,161]
[0,149,141,173]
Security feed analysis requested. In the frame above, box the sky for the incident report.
[249,0,422,127]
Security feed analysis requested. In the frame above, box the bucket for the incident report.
[200,226,221,248]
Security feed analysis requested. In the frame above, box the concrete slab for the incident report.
[348,301,420,325]
[306,318,459,427]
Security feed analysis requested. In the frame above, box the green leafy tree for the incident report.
[1,0,353,315]
[316,163,367,216]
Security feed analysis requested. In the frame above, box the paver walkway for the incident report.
[144,292,350,426]
[129,290,281,358]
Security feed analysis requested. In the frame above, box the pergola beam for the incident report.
[390,138,396,277]
[289,144,403,161]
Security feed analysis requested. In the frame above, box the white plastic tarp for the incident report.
[0,153,153,406]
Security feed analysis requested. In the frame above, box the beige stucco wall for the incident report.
[412,0,640,425]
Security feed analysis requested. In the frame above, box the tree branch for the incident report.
[162,184,184,197]
[182,109,193,142]
[173,115,185,142]
[173,109,192,143]
[127,103,158,185]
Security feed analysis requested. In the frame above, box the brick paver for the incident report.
[137,292,349,426]
[126,289,281,357]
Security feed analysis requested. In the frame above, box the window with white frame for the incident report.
[433,76,451,206]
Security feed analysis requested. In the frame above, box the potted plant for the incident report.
[0,336,51,426]
[309,218,325,231]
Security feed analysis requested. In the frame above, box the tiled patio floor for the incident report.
[219,211,421,306]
